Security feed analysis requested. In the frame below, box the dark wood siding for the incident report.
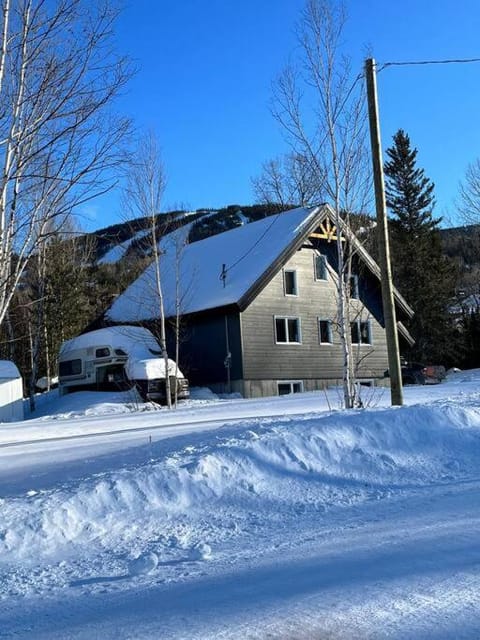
[240,244,389,382]
[176,311,243,387]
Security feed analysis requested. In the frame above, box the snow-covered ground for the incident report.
[1,372,480,639]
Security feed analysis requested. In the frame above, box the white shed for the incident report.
[0,361,24,422]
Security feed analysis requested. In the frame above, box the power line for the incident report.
[222,211,285,277]
[378,57,480,72]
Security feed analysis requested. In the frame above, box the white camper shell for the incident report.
[58,326,189,404]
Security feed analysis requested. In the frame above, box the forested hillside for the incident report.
[440,224,480,294]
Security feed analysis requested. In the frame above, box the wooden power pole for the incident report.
[365,58,404,406]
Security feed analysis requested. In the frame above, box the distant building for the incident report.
[450,293,480,317]
[101,205,414,398]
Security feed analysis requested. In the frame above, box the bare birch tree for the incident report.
[0,0,131,330]
[458,159,480,224]
[252,152,325,209]
[269,0,371,408]
[123,133,174,407]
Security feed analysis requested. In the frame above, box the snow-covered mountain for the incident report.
[88,204,287,265]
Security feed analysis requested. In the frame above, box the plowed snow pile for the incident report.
[2,399,480,575]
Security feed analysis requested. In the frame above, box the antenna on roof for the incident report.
[220,264,227,288]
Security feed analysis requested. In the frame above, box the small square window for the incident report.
[318,319,333,344]
[351,320,371,345]
[315,255,328,281]
[284,270,297,295]
[275,317,301,343]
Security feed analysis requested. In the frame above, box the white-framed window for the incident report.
[314,254,328,281]
[349,274,359,299]
[277,380,304,395]
[274,316,301,344]
[283,269,298,296]
[318,319,333,344]
[351,319,372,345]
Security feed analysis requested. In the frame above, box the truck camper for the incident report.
[58,326,189,404]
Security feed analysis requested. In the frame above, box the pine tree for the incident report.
[385,129,438,233]
[384,129,457,364]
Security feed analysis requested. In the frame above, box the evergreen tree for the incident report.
[384,129,457,364]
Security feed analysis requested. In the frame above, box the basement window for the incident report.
[277,380,304,395]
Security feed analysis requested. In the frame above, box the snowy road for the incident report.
[1,376,480,638]
[2,478,479,639]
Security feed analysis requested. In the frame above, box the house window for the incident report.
[351,320,372,345]
[315,254,328,281]
[284,269,298,296]
[349,274,359,299]
[318,319,333,344]
[278,380,303,395]
[275,317,301,344]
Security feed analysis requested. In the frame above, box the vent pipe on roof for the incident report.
[220,264,227,288]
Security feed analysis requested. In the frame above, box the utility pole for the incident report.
[365,58,403,406]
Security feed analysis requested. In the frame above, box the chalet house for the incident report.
[103,205,414,398]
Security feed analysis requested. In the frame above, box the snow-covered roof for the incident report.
[104,204,413,326]
[0,360,21,379]
[106,206,323,322]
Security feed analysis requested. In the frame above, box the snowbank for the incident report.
[2,399,480,571]
[2,373,480,637]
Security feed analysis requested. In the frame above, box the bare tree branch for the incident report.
[458,158,480,224]
[0,0,132,328]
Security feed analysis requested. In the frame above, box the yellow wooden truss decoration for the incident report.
[309,216,344,242]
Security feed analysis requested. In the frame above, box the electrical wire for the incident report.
[222,211,287,277]
[377,57,480,73]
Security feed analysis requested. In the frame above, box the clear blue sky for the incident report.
[84,0,480,230]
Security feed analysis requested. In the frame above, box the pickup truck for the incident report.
[385,362,446,385]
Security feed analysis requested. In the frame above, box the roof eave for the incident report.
[397,321,415,347]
